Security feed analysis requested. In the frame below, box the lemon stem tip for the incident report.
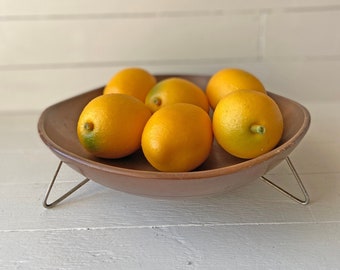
[250,124,265,134]
[84,122,94,131]
[153,97,162,106]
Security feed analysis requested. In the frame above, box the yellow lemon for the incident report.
[206,68,266,109]
[141,103,213,172]
[77,93,151,159]
[145,77,210,113]
[103,67,157,102]
[213,89,283,159]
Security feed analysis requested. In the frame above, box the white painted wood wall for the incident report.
[1,0,339,112]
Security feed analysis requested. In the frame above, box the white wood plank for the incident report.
[1,0,340,16]
[1,59,340,111]
[256,61,340,102]
[0,113,42,149]
[0,65,216,112]
[1,222,340,269]
[0,171,330,231]
[0,65,212,112]
[0,176,315,230]
[266,10,340,58]
[0,14,259,66]
[291,141,340,175]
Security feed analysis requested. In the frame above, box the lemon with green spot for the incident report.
[77,93,152,159]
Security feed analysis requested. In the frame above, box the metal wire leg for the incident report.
[260,156,310,205]
[43,161,90,208]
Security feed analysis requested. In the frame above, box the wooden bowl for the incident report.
[37,75,310,197]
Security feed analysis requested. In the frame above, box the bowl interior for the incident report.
[38,75,310,179]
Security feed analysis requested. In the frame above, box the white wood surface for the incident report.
[1,103,339,269]
[1,1,340,269]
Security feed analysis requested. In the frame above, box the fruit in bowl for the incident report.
[206,68,266,109]
[145,77,210,113]
[38,71,311,198]
[213,89,284,159]
[77,93,151,159]
[76,67,284,172]
[141,103,213,172]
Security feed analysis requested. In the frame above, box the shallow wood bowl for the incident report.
[38,75,310,197]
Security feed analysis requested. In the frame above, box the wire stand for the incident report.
[260,156,310,205]
[43,156,310,208]
[43,161,90,208]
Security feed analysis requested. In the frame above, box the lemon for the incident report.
[206,68,266,109]
[141,103,213,172]
[213,89,283,159]
[103,67,157,102]
[77,93,152,159]
[145,77,210,113]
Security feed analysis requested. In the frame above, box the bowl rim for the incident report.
[38,81,311,181]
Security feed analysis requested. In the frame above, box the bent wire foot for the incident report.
[260,156,310,205]
[43,161,90,208]
[44,157,309,208]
